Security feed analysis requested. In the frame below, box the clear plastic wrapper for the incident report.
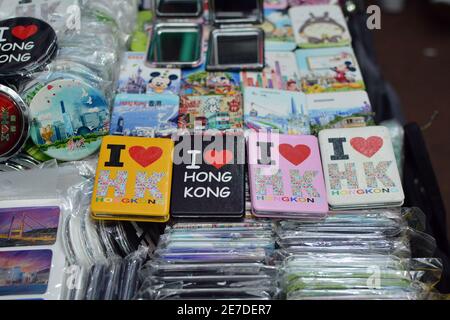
[278,254,443,300]
[143,262,277,278]
[0,163,93,300]
[138,219,277,300]
[143,288,275,300]
[103,257,125,300]
[119,246,148,300]
[287,288,426,300]
[381,119,405,178]
[0,0,82,36]
[154,248,270,264]
[274,208,437,259]
[82,0,139,44]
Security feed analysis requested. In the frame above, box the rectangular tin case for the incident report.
[206,0,266,71]
[318,126,405,210]
[147,0,205,68]
[248,132,328,219]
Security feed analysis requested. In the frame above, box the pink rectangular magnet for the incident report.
[248,132,329,218]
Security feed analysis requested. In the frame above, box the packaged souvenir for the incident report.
[0,85,30,162]
[0,0,82,35]
[0,17,57,80]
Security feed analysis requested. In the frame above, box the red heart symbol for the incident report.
[350,136,384,158]
[279,144,311,166]
[204,149,234,170]
[11,25,38,40]
[129,146,163,168]
[47,85,54,90]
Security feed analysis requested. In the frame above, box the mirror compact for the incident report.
[147,23,203,68]
[206,28,264,71]
[206,0,265,71]
[155,0,203,18]
[208,0,264,25]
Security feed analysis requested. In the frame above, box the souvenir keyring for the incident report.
[0,84,30,162]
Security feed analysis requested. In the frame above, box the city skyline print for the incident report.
[28,79,110,161]
[0,250,52,296]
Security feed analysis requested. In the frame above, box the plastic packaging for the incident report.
[137,221,278,300]
[279,254,443,300]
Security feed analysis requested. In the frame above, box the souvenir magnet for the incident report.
[248,132,328,218]
[296,47,366,93]
[170,133,246,219]
[0,17,57,79]
[289,5,351,48]
[118,52,181,95]
[262,9,296,52]
[178,94,244,132]
[241,51,302,91]
[91,136,174,223]
[111,93,179,138]
[26,78,110,162]
[243,87,310,135]
[0,84,30,162]
[307,91,374,135]
[319,126,405,210]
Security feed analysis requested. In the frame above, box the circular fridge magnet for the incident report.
[27,78,110,162]
[0,84,30,161]
[0,17,57,78]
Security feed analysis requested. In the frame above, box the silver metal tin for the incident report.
[0,84,30,162]
[147,22,203,69]
[208,0,264,25]
[206,27,265,71]
[155,0,203,18]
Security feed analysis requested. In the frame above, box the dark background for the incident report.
[369,0,450,244]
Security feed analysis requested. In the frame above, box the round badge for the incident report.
[0,84,30,162]
[0,17,57,78]
[27,78,110,162]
